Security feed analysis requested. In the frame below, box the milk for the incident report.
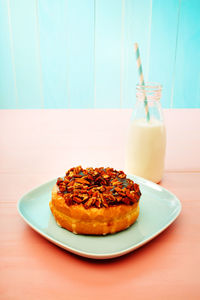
[125,118,166,183]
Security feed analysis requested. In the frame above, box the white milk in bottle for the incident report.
[125,83,166,183]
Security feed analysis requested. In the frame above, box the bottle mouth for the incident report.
[136,82,162,101]
[136,82,162,91]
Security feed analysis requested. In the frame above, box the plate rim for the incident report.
[17,175,182,259]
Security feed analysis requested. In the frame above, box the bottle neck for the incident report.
[133,83,164,123]
[136,83,162,102]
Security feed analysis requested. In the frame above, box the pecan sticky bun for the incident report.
[49,166,141,235]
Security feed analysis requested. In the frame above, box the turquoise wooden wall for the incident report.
[0,0,199,109]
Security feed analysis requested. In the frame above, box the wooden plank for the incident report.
[148,0,180,108]
[123,0,152,108]
[0,109,200,173]
[0,1,17,109]
[95,0,122,108]
[65,0,95,108]
[173,0,200,108]
[38,0,69,108]
[9,0,43,108]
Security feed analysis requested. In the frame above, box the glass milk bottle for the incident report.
[125,83,166,183]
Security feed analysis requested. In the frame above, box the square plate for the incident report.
[18,175,181,259]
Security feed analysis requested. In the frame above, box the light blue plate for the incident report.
[17,175,181,259]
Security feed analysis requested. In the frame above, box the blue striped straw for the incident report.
[134,43,150,122]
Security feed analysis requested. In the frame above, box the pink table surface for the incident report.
[0,109,200,300]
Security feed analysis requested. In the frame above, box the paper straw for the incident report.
[134,43,150,122]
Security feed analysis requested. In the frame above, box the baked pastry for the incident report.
[49,166,141,235]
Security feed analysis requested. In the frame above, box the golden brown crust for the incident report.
[50,185,140,235]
